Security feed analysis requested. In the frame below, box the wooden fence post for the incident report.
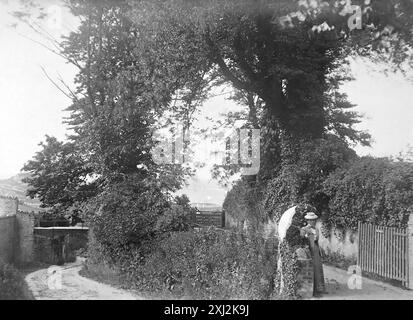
[407,213,413,289]
[221,210,226,228]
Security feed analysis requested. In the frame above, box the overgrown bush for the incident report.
[323,157,413,231]
[84,176,170,252]
[263,135,357,221]
[273,241,300,299]
[86,228,278,299]
[154,204,194,234]
[154,195,196,234]
[0,260,33,300]
[85,176,198,255]
[137,229,278,299]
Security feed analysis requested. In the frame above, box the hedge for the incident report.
[86,228,278,299]
[0,260,33,300]
[223,136,357,229]
[262,136,357,222]
[323,157,413,231]
[225,149,413,234]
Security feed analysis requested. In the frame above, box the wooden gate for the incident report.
[193,210,225,228]
[358,222,409,286]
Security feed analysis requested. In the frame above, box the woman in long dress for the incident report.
[300,212,326,297]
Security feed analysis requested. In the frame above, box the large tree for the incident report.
[21,0,202,212]
[17,0,413,212]
[125,0,412,184]
[22,135,98,223]
[126,0,412,137]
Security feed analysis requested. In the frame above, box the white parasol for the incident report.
[277,205,298,242]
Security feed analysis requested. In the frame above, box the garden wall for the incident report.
[0,197,89,266]
[33,227,89,264]
[225,211,278,240]
[316,221,358,263]
[15,212,35,265]
[0,198,18,263]
[0,216,16,263]
[0,198,37,265]
[226,211,358,264]
[225,212,237,228]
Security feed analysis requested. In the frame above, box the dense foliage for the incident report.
[22,0,195,220]
[323,157,413,231]
[225,148,413,236]
[22,136,98,223]
[86,228,278,299]
[0,260,33,300]
[155,196,196,234]
[84,176,197,251]
[224,135,357,226]
[263,135,358,220]
[21,0,413,222]
[13,0,413,300]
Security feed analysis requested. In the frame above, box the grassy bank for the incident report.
[82,228,279,300]
[0,260,34,300]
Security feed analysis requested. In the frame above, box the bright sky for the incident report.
[343,59,413,158]
[0,1,412,204]
[0,0,77,179]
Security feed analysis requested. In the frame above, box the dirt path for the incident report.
[25,259,143,300]
[26,258,413,300]
[314,265,413,300]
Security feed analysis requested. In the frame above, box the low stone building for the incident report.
[0,197,88,266]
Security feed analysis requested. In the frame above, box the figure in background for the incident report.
[300,212,326,297]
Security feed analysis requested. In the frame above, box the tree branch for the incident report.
[40,66,73,100]
[204,32,252,92]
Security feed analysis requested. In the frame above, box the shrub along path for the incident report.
[25,258,143,300]
[313,265,413,300]
[25,258,413,300]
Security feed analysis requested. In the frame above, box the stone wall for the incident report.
[33,228,89,265]
[225,209,358,262]
[33,234,71,265]
[15,212,35,265]
[0,198,18,263]
[316,221,358,262]
[0,216,16,263]
[225,211,278,240]
[0,197,90,266]
[0,198,35,265]
[33,235,54,264]
[225,211,242,229]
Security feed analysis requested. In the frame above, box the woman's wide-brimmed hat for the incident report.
[304,212,318,220]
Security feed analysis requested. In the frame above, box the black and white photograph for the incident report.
[0,0,413,306]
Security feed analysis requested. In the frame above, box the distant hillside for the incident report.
[191,203,222,211]
[0,173,44,212]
